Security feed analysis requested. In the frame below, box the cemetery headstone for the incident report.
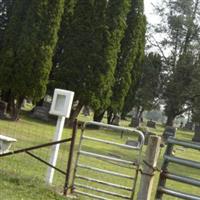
[22,99,27,108]
[184,122,193,131]
[180,121,183,128]
[32,102,51,121]
[112,114,120,126]
[129,117,140,128]
[147,120,156,128]
[162,126,176,143]
[192,125,200,142]
[144,132,156,145]
[0,134,17,154]
[82,106,90,116]
[0,100,7,119]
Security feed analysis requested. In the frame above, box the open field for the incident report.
[0,112,200,200]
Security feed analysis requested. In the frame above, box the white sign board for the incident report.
[49,89,74,118]
[46,88,74,184]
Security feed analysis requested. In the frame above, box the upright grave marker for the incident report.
[147,120,156,128]
[162,126,176,143]
[0,100,7,119]
[192,125,200,142]
[46,89,74,184]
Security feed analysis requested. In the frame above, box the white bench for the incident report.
[0,135,17,154]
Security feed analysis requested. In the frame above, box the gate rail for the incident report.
[156,137,200,200]
[69,121,144,200]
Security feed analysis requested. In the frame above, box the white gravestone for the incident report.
[0,135,17,154]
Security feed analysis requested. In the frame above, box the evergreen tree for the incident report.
[49,0,76,94]
[54,0,99,119]
[121,43,145,119]
[130,53,162,119]
[150,0,200,126]
[164,53,200,125]
[54,0,130,122]
[0,0,30,107]
[107,0,146,123]
[0,0,65,119]
[93,0,132,121]
[97,0,131,108]
[0,0,14,49]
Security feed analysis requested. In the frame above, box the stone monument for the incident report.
[129,117,140,128]
[192,125,200,142]
[144,132,156,145]
[162,126,176,143]
[112,114,120,126]
[82,106,90,116]
[147,120,156,128]
[184,122,193,131]
[0,100,7,119]
[32,102,51,121]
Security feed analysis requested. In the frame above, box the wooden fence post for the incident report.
[137,135,161,200]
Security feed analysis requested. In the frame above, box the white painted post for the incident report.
[46,116,65,184]
[46,89,74,185]
[137,135,161,200]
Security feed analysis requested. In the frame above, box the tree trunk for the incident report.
[11,96,24,121]
[66,102,83,127]
[166,113,176,126]
[135,106,140,118]
[1,89,12,113]
[138,107,144,122]
[107,108,114,124]
[121,107,128,120]
[121,112,126,120]
[36,98,44,106]
[31,98,45,113]
[93,110,105,122]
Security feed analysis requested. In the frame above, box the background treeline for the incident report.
[1,0,199,126]
[0,0,147,123]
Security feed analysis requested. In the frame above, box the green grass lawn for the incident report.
[0,112,200,200]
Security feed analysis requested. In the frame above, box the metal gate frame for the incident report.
[70,121,144,200]
[156,137,200,200]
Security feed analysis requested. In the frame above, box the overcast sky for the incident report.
[144,0,160,24]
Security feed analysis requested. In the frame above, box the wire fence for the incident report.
[0,114,73,196]
[1,112,200,200]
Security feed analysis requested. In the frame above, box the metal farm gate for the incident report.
[70,121,144,200]
[156,137,200,200]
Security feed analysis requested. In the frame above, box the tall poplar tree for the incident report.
[131,53,162,118]
[95,0,131,110]
[121,52,144,119]
[54,0,131,122]
[0,0,30,106]
[93,0,132,121]
[0,0,14,50]
[50,0,76,89]
[53,0,100,120]
[107,0,146,123]
[0,0,65,119]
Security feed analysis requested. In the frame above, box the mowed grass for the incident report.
[0,112,200,200]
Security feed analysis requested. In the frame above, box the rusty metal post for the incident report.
[155,142,174,199]
[63,119,78,196]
